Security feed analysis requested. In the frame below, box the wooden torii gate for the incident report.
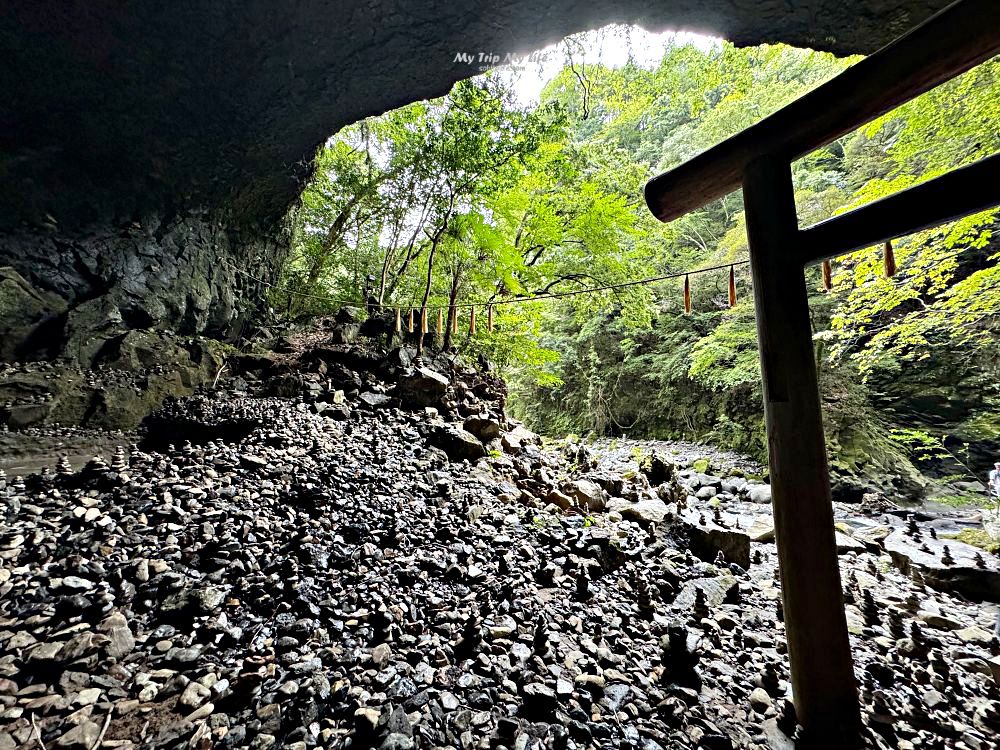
[643,0,1000,745]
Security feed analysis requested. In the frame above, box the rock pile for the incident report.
[1,330,999,750]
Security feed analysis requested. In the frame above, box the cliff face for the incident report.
[0,212,286,430]
[0,214,286,362]
[0,0,949,360]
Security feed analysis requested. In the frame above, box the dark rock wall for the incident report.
[0,212,287,361]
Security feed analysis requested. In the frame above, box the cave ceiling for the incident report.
[0,0,952,232]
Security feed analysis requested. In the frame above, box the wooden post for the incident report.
[742,157,861,748]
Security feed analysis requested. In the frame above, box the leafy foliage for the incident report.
[278,33,1000,487]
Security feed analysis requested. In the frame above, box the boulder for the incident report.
[748,515,775,543]
[835,530,866,554]
[500,425,537,453]
[335,307,363,324]
[359,312,395,340]
[852,524,892,551]
[358,392,392,409]
[884,529,1000,601]
[328,323,361,345]
[397,366,449,407]
[97,331,223,377]
[1,335,225,430]
[720,477,748,495]
[62,296,127,365]
[563,478,606,512]
[429,425,487,462]
[747,484,772,504]
[463,415,501,443]
[544,489,574,510]
[673,574,739,611]
[585,471,625,497]
[686,473,723,491]
[606,497,671,526]
[638,452,676,485]
[675,509,751,569]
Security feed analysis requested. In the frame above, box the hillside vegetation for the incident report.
[275,35,1000,502]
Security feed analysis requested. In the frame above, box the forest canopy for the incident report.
[275,31,999,497]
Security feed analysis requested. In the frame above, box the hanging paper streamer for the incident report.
[407,309,414,333]
[487,305,494,332]
[683,274,691,314]
[822,260,833,291]
[394,308,402,333]
[421,307,428,334]
[883,240,896,278]
[450,306,458,334]
[469,305,477,335]
[436,308,443,335]
[728,265,737,308]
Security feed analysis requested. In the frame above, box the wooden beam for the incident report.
[799,153,1000,263]
[743,157,861,747]
[645,0,1000,223]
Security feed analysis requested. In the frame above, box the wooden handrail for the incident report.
[644,0,1000,223]
[799,153,1000,262]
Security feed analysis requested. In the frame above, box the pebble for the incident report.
[0,335,996,750]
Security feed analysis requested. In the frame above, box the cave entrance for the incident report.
[643,0,1000,745]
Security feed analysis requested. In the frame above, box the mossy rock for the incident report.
[942,529,1000,555]
[691,458,711,474]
